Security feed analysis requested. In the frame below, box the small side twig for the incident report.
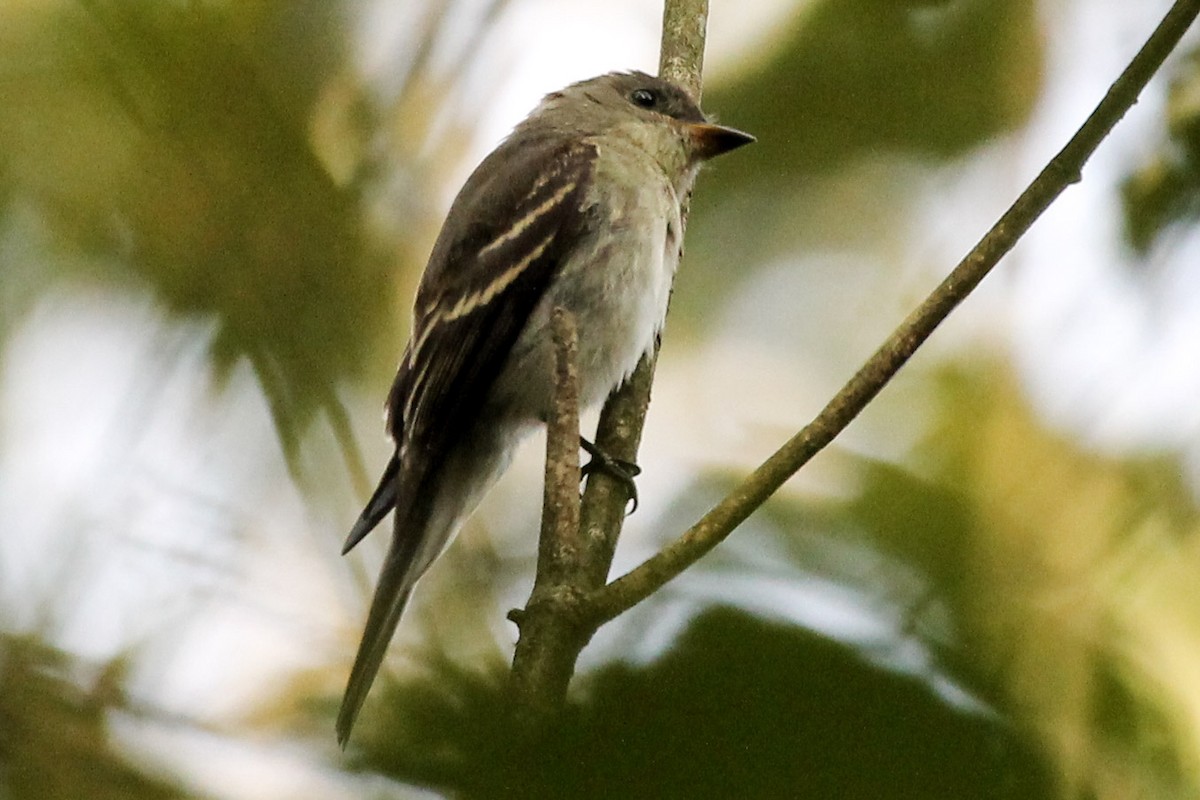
[582,0,1200,625]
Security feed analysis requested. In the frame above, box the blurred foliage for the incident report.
[0,634,185,800]
[797,364,1200,798]
[920,367,1200,798]
[344,610,1050,799]
[0,0,408,463]
[1122,46,1200,254]
[334,361,1200,799]
[324,357,1200,800]
[677,0,1044,316]
[709,0,1041,183]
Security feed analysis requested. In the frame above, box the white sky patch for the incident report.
[1007,0,1200,459]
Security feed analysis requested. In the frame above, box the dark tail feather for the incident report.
[342,454,400,555]
[337,488,435,746]
[336,580,413,746]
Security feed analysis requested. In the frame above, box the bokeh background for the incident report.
[3,0,1200,797]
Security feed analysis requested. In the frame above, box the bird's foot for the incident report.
[579,436,641,514]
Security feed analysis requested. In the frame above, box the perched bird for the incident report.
[337,70,753,744]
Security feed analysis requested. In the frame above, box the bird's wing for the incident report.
[341,137,598,554]
[400,136,599,482]
[336,137,598,745]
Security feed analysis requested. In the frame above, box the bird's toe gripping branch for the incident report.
[579,435,641,514]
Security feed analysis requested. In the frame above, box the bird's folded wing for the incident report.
[343,136,599,551]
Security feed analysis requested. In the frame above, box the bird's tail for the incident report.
[336,434,511,745]
[342,454,400,554]
[336,518,424,746]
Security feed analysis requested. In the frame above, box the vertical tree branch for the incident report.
[533,307,584,587]
[658,0,708,94]
[576,0,709,593]
[509,308,587,725]
[510,0,710,723]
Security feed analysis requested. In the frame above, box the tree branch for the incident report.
[583,0,1200,625]
[507,0,712,723]
[509,308,587,725]
[576,0,710,599]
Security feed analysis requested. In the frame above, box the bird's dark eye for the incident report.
[630,88,658,109]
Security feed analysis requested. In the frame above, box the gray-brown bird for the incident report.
[338,70,753,744]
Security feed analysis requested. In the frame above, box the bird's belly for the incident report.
[489,193,681,422]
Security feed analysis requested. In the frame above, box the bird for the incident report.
[337,70,753,744]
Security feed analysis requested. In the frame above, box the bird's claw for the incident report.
[579,436,640,514]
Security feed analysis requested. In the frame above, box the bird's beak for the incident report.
[687,122,756,159]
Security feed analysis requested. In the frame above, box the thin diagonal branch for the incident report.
[583,0,1200,625]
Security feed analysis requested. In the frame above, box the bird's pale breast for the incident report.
[488,149,683,424]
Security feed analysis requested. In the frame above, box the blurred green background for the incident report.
[3,0,1200,797]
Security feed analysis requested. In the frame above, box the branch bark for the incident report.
[508,0,711,723]
[509,308,587,725]
[582,0,1200,625]
[575,0,710,606]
